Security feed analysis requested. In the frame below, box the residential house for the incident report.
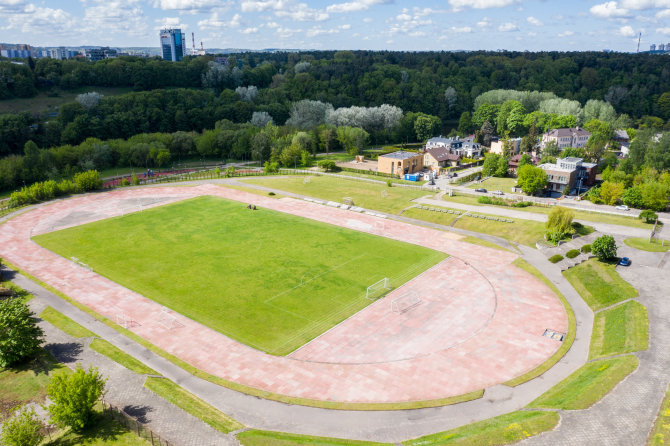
[423,147,461,173]
[508,154,540,174]
[489,138,522,156]
[377,151,423,176]
[612,130,631,157]
[541,127,591,149]
[425,136,483,159]
[538,157,597,195]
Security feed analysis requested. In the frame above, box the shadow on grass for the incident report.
[44,342,83,364]
[47,410,133,445]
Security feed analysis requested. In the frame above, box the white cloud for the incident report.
[558,30,574,37]
[498,22,518,32]
[152,0,221,10]
[275,6,328,21]
[526,16,542,26]
[265,21,279,28]
[449,0,519,11]
[363,17,373,22]
[590,2,631,18]
[0,0,26,12]
[658,26,670,34]
[242,0,328,21]
[656,8,670,17]
[387,8,433,36]
[306,24,350,37]
[198,12,241,28]
[619,0,670,9]
[3,3,78,36]
[618,25,636,35]
[450,26,473,32]
[326,0,390,13]
[241,27,258,33]
[477,17,492,27]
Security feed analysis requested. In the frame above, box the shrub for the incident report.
[214,167,221,176]
[264,161,279,173]
[592,235,617,260]
[72,170,102,192]
[0,298,44,367]
[120,178,130,186]
[581,244,592,253]
[566,249,581,259]
[268,192,275,196]
[0,406,44,446]
[546,207,575,239]
[478,196,493,204]
[549,254,564,263]
[514,201,532,207]
[387,180,392,187]
[318,159,337,172]
[131,173,140,186]
[639,209,658,224]
[46,365,106,431]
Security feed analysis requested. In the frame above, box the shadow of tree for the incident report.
[44,342,83,364]
[122,404,153,424]
[47,409,133,445]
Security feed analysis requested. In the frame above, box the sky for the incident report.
[1,0,670,51]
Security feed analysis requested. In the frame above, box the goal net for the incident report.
[157,307,184,330]
[391,291,421,313]
[366,277,391,300]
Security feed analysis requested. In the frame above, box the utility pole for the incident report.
[637,32,642,53]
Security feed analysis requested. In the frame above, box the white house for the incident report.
[541,127,591,149]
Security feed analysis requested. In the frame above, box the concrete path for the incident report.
[522,238,669,445]
[12,275,236,446]
[415,196,652,239]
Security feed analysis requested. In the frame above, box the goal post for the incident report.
[391,291,421,313]
[366,277,391,300]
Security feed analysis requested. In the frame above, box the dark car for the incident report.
[619,257,631,266]
[474,188,487,193]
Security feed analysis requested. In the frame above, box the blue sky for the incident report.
[1,0,670,51]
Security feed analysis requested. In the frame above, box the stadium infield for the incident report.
[33,195,446,355]
[0,184,568,403]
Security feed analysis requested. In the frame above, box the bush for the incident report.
[268,192,275,196]
[264,161,279,174]
[0,406,44,446]
[47,364,106,431]
[639,209,658,224]
[546,207,575,239]
[317,159,337,172]
[387,180,392,187]
[0,298,44,367]
[592,235,617,260]
[478,196,493,204]
[514,201,532,207]
[549,254,564,263]
[131,173,139,186]
[581,244,592,253]
[120,178,130,186]
[72,170,102,192]
[566,249,581,259]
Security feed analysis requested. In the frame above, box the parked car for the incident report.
[491,190,504,195]
[474,188,487,193]
[615,205,630,211]
[619,257,631,266]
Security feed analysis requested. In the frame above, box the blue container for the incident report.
[404,174,419,181]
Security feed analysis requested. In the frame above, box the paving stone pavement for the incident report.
[28,298,238,446]
[521,249,669,445]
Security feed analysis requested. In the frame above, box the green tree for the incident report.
[518,153,532,169]
[521,119,539,153]
[598,181,625,205]
[622,185,644,209]
[658,92,670,120]
[517,164,547,195]
[414,115,439,142]
[495,155,509,177]
[0,298,44,367]
[592,235,617,260]
[481,153,501,176]
[546,207,575,241]
[317,159,336,172]
[478,120,495,147]
[0,406,44,446]
[300,150,312,167]
[46,365,106,431]
[542,140,560,157]
[641,181,670,211]
[263,161,279,173]
[639,209,658,223]
[458,111,472,134]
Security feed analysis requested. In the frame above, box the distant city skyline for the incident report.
[1,0,670,52]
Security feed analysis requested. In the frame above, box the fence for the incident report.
[103,401,173,446]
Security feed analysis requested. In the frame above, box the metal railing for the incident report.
[103,401,173,446]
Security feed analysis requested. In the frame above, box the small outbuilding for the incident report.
[377,151,423,176]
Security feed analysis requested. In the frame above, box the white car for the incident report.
[491,190,504,195]
[615,205,630,211]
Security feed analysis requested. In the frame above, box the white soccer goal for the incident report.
[373,220,385,233]
[303,176,312,184]
[114,306,139,329]
[366,277,391,300]
[381,190,388,198]
[391,291,421,313]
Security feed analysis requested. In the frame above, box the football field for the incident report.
[34,196,446,355]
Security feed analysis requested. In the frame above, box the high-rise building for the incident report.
[160,28,186,62]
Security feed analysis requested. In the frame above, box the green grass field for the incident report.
[0,87,133,115]
[34,196,445,355]
[467,177,518,193]
[237,430,390,446]
[624,237,670,252]
[648,382,670,445]
[589,301,649,360]
[563,259,639,311]
[527,355,639,410]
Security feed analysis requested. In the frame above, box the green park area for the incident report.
[589,300,649,360]
[33,195,445,355]
[563,258,639,311]
[624,237,670,252]
[467,177,518,193]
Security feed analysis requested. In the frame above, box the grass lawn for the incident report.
[648,382,670,445]
[45,405,150,446]
[467,177,518,193]
[237,429,390,446]
[89,340,158,375]
[144,378,243,434]
[527,355,639,410]
[0,351,70,419]
[624,237,670,252]
[40,307,97,338]
[461,236,512,252]
[0,87,133,115]
[403,410,559,445]
[563,259,639,311]
[314,152,355,162]
[589,301,649,360]
[504,258,576,387]
[34,196,445,355]
[241,175,428,214]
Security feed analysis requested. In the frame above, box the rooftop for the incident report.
[380,151,420,160]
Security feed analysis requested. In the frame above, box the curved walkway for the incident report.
[0,182,598,443]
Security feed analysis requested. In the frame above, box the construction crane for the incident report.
[637,32,642,53]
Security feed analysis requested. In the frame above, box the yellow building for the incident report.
[377,151,423,176]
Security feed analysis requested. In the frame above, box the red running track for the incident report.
[0,184,567,404]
